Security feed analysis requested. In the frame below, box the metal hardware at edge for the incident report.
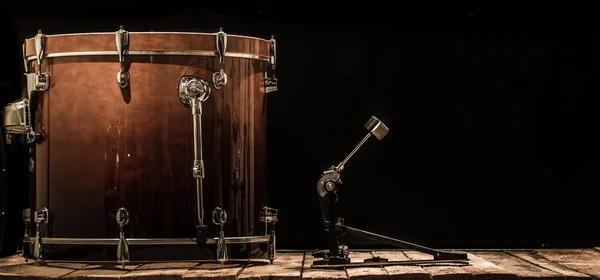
[259,206,278,263]
[269,36,276,72]
[32,207,49,264]
[22,42,29,73]
[116,207,130,267]
[23,236,270,245]
[213,207,228,264]
[3,99,31,135]
[34,30,45,73]
[178,75,211,228]
[26,51,269,61]
[262,35,277,93]
[11,31,50,144]
[212,28,228,90]
[115,26,130,88]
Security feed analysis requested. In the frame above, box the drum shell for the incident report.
[23,33,270,249]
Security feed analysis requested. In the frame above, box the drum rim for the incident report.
[24,50,269,62]
[25,31,271,42]
[24,32,272,61]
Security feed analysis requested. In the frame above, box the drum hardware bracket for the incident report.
[312,116,469,269]
[212,28,228,90]
[22,208,31,239]
[262,36,278,93]
[22,42,29,74]
[19,209,32,260]
[178,75,212,242]
[28,30,51,102]
[23,72,49,143]
[260,206,278,263]
[20,206,278,264]
[32,207,48,265]
[116,207,130,267]
[115,26,130,88]
[213,207,228,263]
[3,99,32,141]
[8,30,51,144]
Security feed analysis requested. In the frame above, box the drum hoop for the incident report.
[25,50,269,62]
[33,31,270,42]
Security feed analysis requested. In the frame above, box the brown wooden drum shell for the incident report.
[24,32,270,246]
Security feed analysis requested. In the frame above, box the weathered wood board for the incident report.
[237,252,304,280]
[371,251,430,280]
[344,252,388,280]
[302,252,348,280]
[404,251,471,280]
[462,252,518,280]
[183,262,246,280]
[507,251,590,280]
[0,249,598,280]
[474,251,571,280]
[533,249,600,278]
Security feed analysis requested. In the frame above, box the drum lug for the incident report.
[34,30,45,69]
[116,207,130,267]
[29,157,35,173]
[22,208,31,238]
[262,36,278,93]
[212,207,228,264]
[32,207,49,265]
[21,209,31,260]
[27,30,51,98]
[259,206,278,263]
[115,26,130,88]
[22,42,29,73]
[25,72,50,97]
[212,28,228,90]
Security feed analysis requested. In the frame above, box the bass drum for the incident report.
[9,28,278,261]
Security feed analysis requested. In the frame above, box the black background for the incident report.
[1,1,600,255]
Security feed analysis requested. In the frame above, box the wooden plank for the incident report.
[344,251,388,280]
[183,262,246,280]
[0,254,28,267]
[126,261,198,280]
[0,262,81,279]
[508,251,591,280]
[461,253,519,280]
[534,249,600,264]
[533,249,600,278]
[238,252,304,280]
[302,252,348,280]
[61,263,141,280]
[473,252,565,280]
[371,251,430,280]
[404,251,471,280]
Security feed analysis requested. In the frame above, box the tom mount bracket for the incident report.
[311,116,469,269]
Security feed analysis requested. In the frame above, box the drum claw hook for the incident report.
[212,207,228,264]
[115,26,130,88]
[116,207,130,267]
[213,28,228,89]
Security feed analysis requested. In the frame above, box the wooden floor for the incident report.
[1,249,600,279]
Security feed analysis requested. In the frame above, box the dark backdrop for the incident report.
[1,1,600,255]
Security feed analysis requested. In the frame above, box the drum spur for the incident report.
[311,116,469,269]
